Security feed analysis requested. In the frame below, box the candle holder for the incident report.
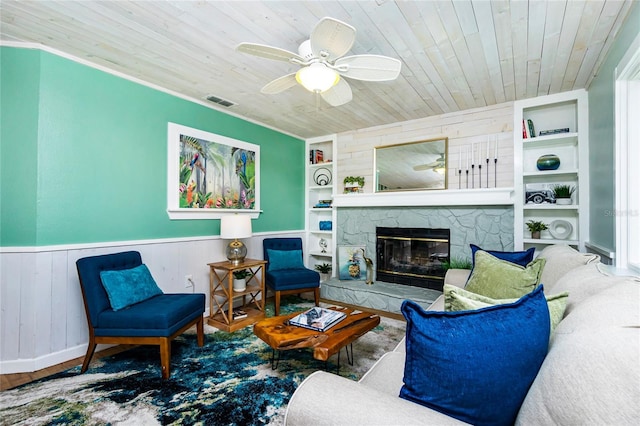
[494,158,498,187]
[478,163,482,188]
[458,169,462,189]
[486,157,490,188]
[466,169,469,188]
[471,164,475,188]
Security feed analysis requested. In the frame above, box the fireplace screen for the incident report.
[376,227,450,291]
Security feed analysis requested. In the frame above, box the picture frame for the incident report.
[167,123,260,219]
[338,245,366,280]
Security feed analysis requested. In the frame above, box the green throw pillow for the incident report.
[465,250,546,299]
[444,284,569,333]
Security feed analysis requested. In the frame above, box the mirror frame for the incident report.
[374,137,448,192]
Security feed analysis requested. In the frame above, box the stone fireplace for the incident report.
[376,227,450,291]
[321,190,515,314]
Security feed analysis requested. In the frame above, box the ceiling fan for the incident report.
[413,154,445,172]
[236,17,402,107]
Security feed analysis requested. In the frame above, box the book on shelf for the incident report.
[288,307,346,332]
[527,119,536,138]
[539,128,570,136]
[309,149,324,164]
[232,309,248,320]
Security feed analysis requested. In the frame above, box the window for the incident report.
[615,35,640,274]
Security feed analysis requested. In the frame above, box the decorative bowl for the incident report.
[537,154,561,171]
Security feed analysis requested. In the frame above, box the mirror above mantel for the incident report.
[374,137,448,192]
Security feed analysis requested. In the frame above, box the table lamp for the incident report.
[220,214,252,265]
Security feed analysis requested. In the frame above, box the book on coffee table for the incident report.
[288,307,346,332]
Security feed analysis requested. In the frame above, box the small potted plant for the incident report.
[314,262,332,282]
[552,184,575,205]
[232,269,251,292]
[343,176,365,193]
[526,220,548,239]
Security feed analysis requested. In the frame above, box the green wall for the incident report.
[0,47,305,246]
[587,2,639,252]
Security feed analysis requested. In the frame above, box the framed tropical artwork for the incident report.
[167,123,260,219]
[338,245,366,280]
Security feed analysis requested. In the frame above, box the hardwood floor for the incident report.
[0,345,135,391]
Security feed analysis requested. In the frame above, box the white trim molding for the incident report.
[333,188,514,208]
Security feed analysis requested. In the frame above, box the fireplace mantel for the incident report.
[332,188,514,208]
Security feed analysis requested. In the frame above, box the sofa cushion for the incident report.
[444,284,568,333]
[95,293,205,337]
[400,286,550,426]
[465,250,545,299]
[99,264,163,311]
[266,249,304,271]
[470,244,535,268]
[536,244,600,290]
[551,263,638,316]
[516,280,640,425]
[265,268,320,291]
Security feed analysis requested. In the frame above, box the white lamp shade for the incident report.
[296,63,340,93]
[220,214,252,239]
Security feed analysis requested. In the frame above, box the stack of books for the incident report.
[288,307,346,332]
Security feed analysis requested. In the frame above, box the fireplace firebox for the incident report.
[376,227,450,291]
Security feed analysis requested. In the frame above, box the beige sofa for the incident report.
[285,245,640,425]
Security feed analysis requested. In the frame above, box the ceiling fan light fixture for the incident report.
[296,63,340,93]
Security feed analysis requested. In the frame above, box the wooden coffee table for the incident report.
[253,306,381,371]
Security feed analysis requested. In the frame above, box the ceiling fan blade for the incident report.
[413,164,434,171]
[261,73,298,94]
[334,55,402,81]
[236,42,303,62]
[321,78,352,106]
[310,17,356,62]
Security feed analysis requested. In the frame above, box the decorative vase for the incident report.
[536,154,561,171]
[233,278,246,292]
[531,231,541,239]
[319,273,329,283]
[555,198,572,205]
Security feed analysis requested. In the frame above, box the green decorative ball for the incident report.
[536,154,560,171]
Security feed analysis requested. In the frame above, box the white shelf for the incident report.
[523,204,579,210]
[523,238,579,245]
[308,251,333,257]
[514,89,589,253]
[523,169,578,178]
[305,135,337,273]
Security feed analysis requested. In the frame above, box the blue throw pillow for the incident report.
[400,285,550,426]
[267,249,305,271]
[100,264,163,311]
[470,244,535,268]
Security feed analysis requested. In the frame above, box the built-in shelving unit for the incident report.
[513,89,589,252]
[305,135,337,277]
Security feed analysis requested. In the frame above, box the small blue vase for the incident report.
[537,154,560,171]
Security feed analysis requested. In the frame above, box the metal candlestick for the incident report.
[471,164,475,188]
[486,158,490,188]
[478,164,482,188]
[466,169,469,189]
[458,169,462,189]
[494,158,498,187]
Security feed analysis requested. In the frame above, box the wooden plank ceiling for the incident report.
[1,1,634,139]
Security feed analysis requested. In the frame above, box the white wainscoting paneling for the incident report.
[0,231,302,374]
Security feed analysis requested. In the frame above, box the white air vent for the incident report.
[205,95,236,107]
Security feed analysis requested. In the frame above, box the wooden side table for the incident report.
[207,258,267,332]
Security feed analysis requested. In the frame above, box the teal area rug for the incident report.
[0,299,406,425]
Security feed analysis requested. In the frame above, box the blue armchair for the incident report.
[263,238,320,315]
[76,251,205,379]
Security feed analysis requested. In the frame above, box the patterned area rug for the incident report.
[0,299,406,425]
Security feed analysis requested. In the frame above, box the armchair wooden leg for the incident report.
[196,316,204,347]
[314,287,320,307]
[160,338,171,380]
[81,339,97,374]
[274,291,281,316]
